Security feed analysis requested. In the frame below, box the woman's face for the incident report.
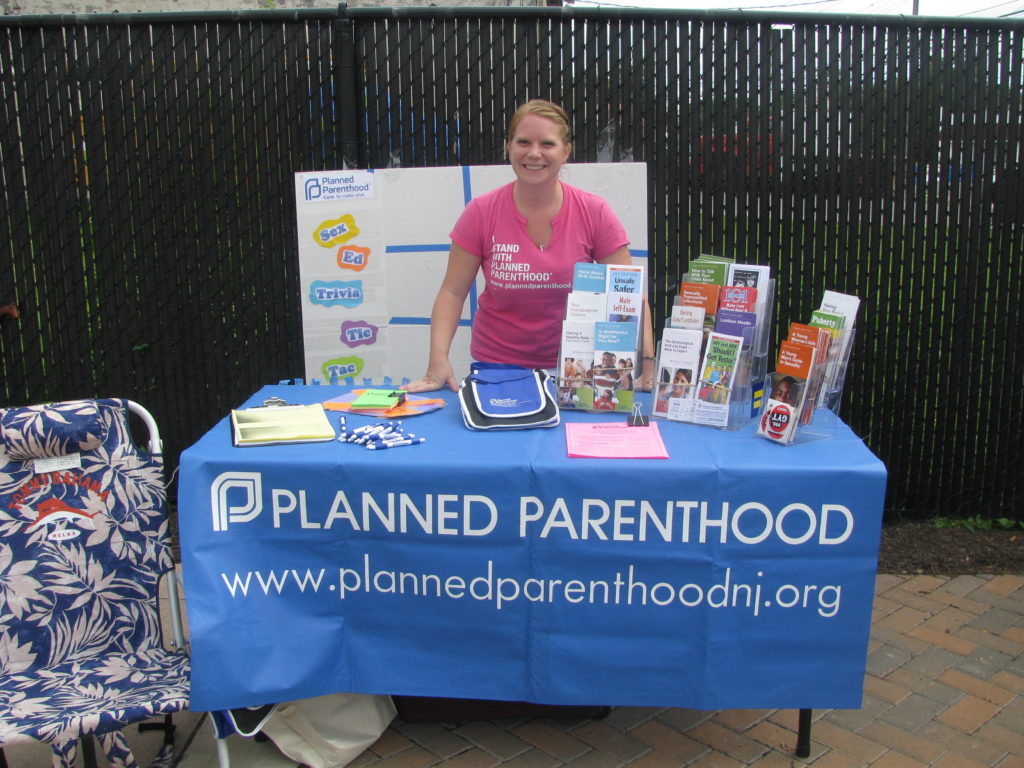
[508,114,571,187]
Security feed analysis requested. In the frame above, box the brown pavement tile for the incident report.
[876,605,930,634]
[916,720,1008,765]
[937,668,1018,706]
[747,752,808,768]
[397,723,476,759]
[604,707,666,731]
[571,720,650,762]
[930,754,990,768]
[495,748,561,768]
[440,747,503,768]
[935,693,1002,733]
[807,752,866,768]
[1003,626,1024,644]
[902,575,949,594]
[803,720,887,764]
[927,590,992,615]
[884,668,962,705]
[710,708,770,732]
[371,745,439,768]
[454,721,533,760]
[745,719,800,756]
[652,708,713,733]
[990,670,1024,695]
[867,752,929,767]
[937,575,991,598]
[977,722,1024,758]
[862,673,913,705]
[855,720,948,764]
[628,719,708,763]
[560,749,622,768]
[511,720,590,762]
[982,575,1024,597]
[996,757,1024,768]
[685,719,769,763]
[955,625,1024,658]
[905,625,978,655]
[686,752,745,767]
[622,752,691,768]
[372,728,419,757]
[920,605,977,633]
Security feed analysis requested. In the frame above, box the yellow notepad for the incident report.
[230,403,335,447]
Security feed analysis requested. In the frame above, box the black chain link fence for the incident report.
[1,6,1021,520]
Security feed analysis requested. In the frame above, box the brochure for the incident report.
[651,327,703,422]
[565,421,669,459]
[605,264,645,323]
[559,321,596,407]
[757,339,817,444]
[693,331,744,427]
[572,262,607,293]
[591,321,638,411]
[565,291,606,323]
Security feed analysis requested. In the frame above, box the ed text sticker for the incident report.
[337,245,371,271]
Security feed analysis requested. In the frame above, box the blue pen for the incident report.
[367,437,426,450]
[336,415,348,441]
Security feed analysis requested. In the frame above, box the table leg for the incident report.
[796,708,812,757]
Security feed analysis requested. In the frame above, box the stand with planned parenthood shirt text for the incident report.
[178,384,887,730]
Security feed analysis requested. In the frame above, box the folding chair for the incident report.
[0,398,189,768]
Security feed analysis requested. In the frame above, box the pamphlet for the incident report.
[230,403,335,447]
[693,331,744,427]
[651,327,703,421]
[605,264,645,323]
[757,340,816,444]
[591,321,638,411]
[572,262,607,293]
[565,421,669,459]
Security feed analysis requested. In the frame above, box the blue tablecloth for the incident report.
[178,385,886,712]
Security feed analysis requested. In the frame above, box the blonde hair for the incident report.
[506,99,573,151]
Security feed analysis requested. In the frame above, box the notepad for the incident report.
[349,389,407,411]
[230,404,335,447]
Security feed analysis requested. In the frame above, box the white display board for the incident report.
[294,163,648,384]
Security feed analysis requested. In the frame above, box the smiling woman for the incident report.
[404,99,655,394]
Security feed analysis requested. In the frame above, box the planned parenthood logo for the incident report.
[211,472,263,531]
[300,170,375,202]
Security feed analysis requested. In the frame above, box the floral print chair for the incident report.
[0,399,190,768]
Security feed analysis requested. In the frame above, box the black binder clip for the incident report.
[627,401,649,427]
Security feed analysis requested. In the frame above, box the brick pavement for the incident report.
[344,574,1023,768]
[12,573,1015,767]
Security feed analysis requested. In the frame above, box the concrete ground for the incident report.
[3,573,1022,768]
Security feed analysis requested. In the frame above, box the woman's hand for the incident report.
[404,362,459,393]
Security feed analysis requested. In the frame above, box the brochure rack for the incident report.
[556,263,645,415]
[757,327,856,446]
[650,278,776,431]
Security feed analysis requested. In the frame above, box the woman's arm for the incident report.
[598,247,656,391]
[404,244,480,393]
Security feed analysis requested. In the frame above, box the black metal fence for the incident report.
[2,5,1022,520]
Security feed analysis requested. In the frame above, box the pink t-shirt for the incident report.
[451,182,629,369]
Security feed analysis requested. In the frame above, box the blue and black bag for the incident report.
[458,363,560,431]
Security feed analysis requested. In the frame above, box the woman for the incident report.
[405,99,654,393]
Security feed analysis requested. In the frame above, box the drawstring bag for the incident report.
[458,362,560,431]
